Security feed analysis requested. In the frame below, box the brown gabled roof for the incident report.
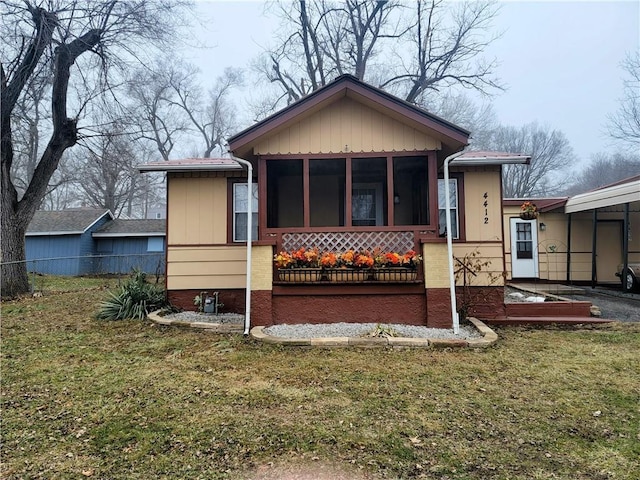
[26,209,113,235]
[228,74,470,158]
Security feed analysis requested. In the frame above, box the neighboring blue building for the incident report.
[26,209,113,275]
[92,219,166,275]
[25,210,166,276]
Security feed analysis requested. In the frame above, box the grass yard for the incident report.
[2,284,639,479]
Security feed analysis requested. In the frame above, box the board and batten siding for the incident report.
[460,168,503,243]
[167,173,247,290]
[25,235,82,275]
[254,96,441,155]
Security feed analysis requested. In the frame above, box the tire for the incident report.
[622,271,636,292]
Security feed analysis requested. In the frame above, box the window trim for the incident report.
[437,173,465,241]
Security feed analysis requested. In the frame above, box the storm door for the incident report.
[510,218,539,278]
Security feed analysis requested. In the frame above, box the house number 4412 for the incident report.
[483,192,489,224]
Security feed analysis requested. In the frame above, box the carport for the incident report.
[565,175,640,291]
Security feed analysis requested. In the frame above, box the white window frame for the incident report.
[233,182,258,242]
[438,178,459,240]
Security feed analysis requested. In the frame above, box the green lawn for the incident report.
[2,285,639,479]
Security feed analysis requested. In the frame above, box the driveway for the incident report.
[564,287,640,322]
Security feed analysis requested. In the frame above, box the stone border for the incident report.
[147,310,243,333]
[250,317,497,348]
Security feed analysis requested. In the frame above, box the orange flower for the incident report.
[320,252,338,268]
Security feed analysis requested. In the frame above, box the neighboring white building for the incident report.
[146,204,167,220]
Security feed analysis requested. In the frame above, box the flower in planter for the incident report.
[338,249,356,267]
[274,247,320,269]
[520,201,538,216]
[353,251,374,269]
[274,251,294,269]
[402,249,423,268]
[320,252,338,268]
[374,249,422,269]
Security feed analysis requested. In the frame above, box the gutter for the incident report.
[444,152,531,334]
[230,156,253,336]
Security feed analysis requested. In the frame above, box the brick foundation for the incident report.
[506,301,591,318]
[251,290,273,326]
[458,286,506,320]
[425,288,453,328]
[272,294,426,325]
[165,285,506,329]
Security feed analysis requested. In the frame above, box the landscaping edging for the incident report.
[250,317,497,348]
[147,310,243,333]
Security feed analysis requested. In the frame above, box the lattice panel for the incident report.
[282,231,415,252]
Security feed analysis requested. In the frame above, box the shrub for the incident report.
[96,270,166,321]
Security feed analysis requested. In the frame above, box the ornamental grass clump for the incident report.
[96,270,166,321]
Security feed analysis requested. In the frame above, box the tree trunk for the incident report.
[0,202,30,298]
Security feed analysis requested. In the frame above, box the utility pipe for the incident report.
[230,155,253,336]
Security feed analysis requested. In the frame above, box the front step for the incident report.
[486,316,614,326]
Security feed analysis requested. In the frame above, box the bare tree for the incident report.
[127,59,193,161]
[608,51,640,148]
[1,0,189,297]
[128,61,242,159]
[71,123,138,216]
[422,92,497,147]
[475,123,575,198]
[564,152,640,196]
[256,0,501,113]
[171,67,243,158]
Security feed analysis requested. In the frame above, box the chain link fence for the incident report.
[1,253,165,294]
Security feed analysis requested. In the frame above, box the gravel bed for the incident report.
[264,322,481,340]
[161,311,244,324]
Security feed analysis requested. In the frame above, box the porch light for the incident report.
[444,151,531,334]
[539,222,546,231]
[394,194,400,204]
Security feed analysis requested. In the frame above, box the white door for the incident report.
[510,218,539,278]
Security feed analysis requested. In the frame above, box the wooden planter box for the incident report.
[277,268,323,282]
[373,268,418,282]
[326,268,371,283]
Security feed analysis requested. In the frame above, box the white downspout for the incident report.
[444,151,465,334]
[231,156,253,336]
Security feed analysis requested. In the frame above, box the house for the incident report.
[25,209,166,276]
[26,209,113,275]
[92,219,166,275]
[503,175,640,288]
[140,74,530,329]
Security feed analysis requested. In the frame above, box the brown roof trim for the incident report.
[503,197,569,212]
[228,74,470,153]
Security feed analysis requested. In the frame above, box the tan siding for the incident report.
[167,246,246,290]
[463,171,503,242]
[168,176,227,245]
[254,96,441,154]
[452,242,505,286]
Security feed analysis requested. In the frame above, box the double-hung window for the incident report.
[233,182,258,242]
[438,178,459,239]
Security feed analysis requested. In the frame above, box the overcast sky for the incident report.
[184,1,639,164]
